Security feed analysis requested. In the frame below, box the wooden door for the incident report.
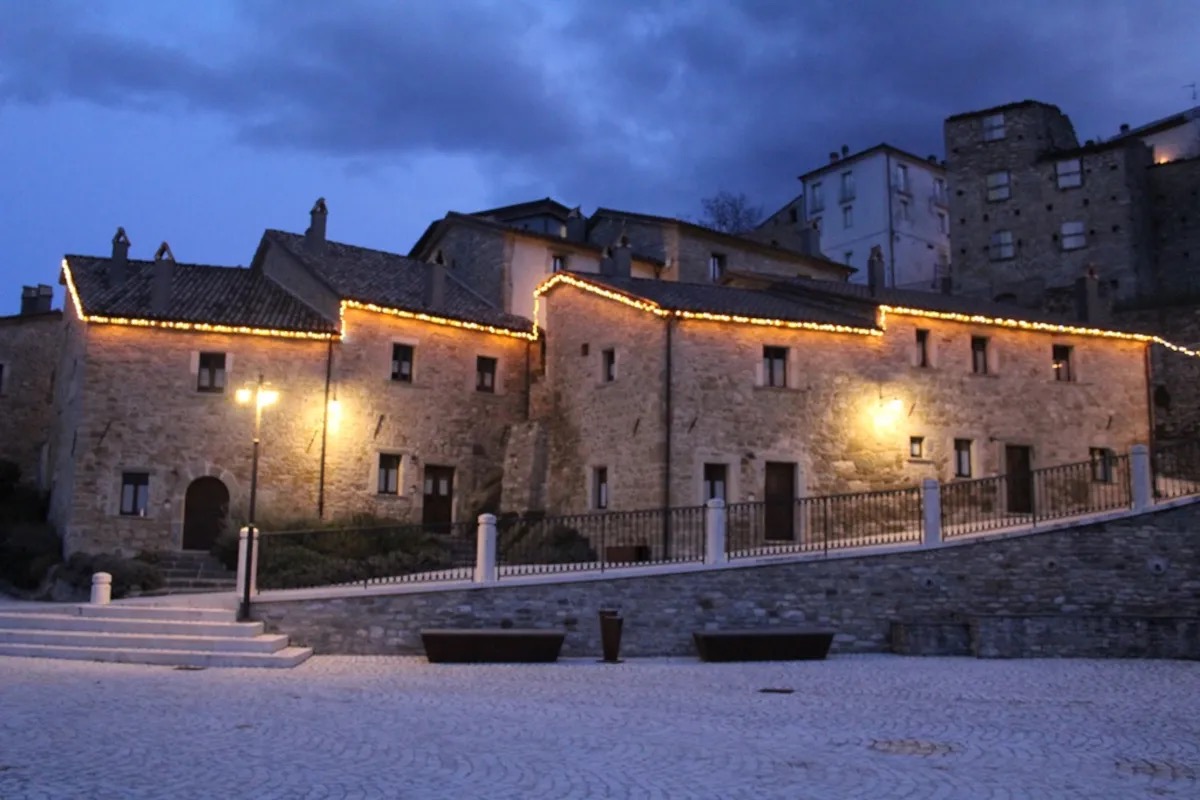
[422,465,455,532]
[763,462,796,541]
[1005,446,1033,515]
[182,477,229,551]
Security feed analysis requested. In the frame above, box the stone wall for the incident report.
[424,224,510,312]
[1113,302,1200,441]
[0,311,63,487]
[255,499,1200,657]
[1147,157,1200,295]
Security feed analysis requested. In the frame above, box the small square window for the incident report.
[915,329,930,367]
[120,472,150,517]
[703,463,727,502]
[708,253,727,282]
[1061,221,1086,251]
[551,254,567,273]
[763,346,788,388]
[954,439,973,478]
[971,336,989,375]
[197,352,226,393]
[986,171,1011,202]
[983,113,1006,142]
[601,349,616,382]
[910,436,925,459]
[476,356,497,393]
[1089,448,1115,483]
[1052,345,1073,381]
[842,205,853,229]
[1056,159,1082,189]
[989,230,1014,260]
[593,466,609,510]
[378,454,401,495]
[392,344,414,382]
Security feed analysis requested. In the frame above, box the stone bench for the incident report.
[693,628,835,662]
[420,628,566,663]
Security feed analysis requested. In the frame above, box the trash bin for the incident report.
[598,609,623,663]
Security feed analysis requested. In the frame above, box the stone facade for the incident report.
[254,499,1200,657]
[540,280,1150,515]
[0,310,63,488]
[1146,158,1200,295]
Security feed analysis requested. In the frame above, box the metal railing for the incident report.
[256,519,477,590]
[497,505,706,578]
[1153,439,1200,500]
[727,487,922,560]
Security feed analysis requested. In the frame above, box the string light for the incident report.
[341,300,536,340]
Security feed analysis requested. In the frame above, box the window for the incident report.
[476,356,497,393]
[894,163,910,194]
[378,454,401,495]
[842,205,853,229]
[809,182,824,213]
[703,463,727,502]
[910,436,925,459]
[1061,221,1086,251]
[933,177,947,205]
[843,251,853,266]
[986,171,1011,201]
[840,171,855,203]
[971,336,989,374]
[898,199,910,222]
[601,348,616,382]
[915,329,930,367]
[1056,158,1082,189]
[788,207,798,224]
[1089,448,1115,483]
[551,254,567,273]
[119,472,150,517]
[196,352,226,393]
[954,440,973,477]
[593,466,609,510]
[1052,345,1073,381]
[0,363,5,394]
[708,252,727,282]
[989,230,1014,260]
[937,212,948,234]
[982,113,1006,141]
[763,346,788,388]
[391,344,414,382]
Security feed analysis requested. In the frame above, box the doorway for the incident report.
[182,477,230,551]
[422,465,455,532]
[763,462,796,541]
[1005,445,1034,515]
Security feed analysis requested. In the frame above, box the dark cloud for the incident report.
[1,0,1195,216]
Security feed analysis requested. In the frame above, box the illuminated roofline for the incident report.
[341,300,537,340]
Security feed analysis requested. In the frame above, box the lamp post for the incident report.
[235,374,279,621]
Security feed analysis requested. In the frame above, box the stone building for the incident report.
[534,257,1153,529]
[0,285,62,489]
[50,207,534,556]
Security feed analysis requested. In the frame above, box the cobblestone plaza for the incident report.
[1,654,1197,799]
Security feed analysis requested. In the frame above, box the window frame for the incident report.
[894,163,910,194]
[601,348,616,383]
[196,352,226,394]
[475,355,498,393]
[1052,344,1074,382]
[982,113,1006,142]
[842,205,853,229]
[909,436,925,459]
[377,453,402,495]
[119,471,150,517]
[970,336,989,375]
[1061,221,1087,251]
[551,254,567,273]
[915,329,931,368]
[1056,158,1082,189]
[840,170,855,203]
[762,346,788,388]
[391,343,415,383]
[593,466,609,510]
[937,212,948,234]
[989,230,1015,261]
[953,439,973,478]
[708,252,727,282]
[986,171,1011,202]
[809,182,824,214]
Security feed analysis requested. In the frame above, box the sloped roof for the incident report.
[63,255,338,334]
[265,231,534,333]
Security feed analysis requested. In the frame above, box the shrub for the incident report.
[256,526,460,590]
[210,529,241,571]
[0,522,62,590]
[499,521,596,565]
[57,553,164,599]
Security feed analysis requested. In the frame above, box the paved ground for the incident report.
[0,655,1197,799]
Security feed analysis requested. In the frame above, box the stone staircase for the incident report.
[0,603,312,668]
[153,550,237,595]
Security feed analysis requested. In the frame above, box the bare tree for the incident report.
[698,190,764,234]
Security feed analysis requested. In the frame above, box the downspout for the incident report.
[662,316,674,558]
[885,153,896,288]
[1143,343,1157,486]
[317,337,334,519]
[524,338,532,421]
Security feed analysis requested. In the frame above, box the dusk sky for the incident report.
[1,0,1196,314]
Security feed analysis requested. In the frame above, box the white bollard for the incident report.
[474,514,497,584]
[921,479,942,547]
[1130,444,1152,511]
[704,498,727,565]
[91,572,112,605]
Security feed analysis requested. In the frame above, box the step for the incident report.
[0,629,289,653]
[0,643,312,668]
[160,579,237,590]
[159,568,236,578]
[0,612,263,637]
[1,604,235,622]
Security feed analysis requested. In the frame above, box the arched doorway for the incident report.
[182,477,230,551]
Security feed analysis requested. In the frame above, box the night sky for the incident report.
[1,0,1196,314]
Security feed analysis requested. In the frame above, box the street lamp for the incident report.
[235,374,279,621]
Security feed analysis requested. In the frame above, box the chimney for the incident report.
[425,260,446,311]
[151,242,175,315]
[829,151,839,163]
[867,245,886,296]
[305,197,328,250]
[110,227,130,287]
[20,286,38,315]
[1075,268,1109,324]
[613,237,632,278]
[1119,123,1130,134]
[565,207,587,242]
[927,154,938,163]
[840,144,849,158]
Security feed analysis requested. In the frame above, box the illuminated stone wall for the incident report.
[0,310,63,488]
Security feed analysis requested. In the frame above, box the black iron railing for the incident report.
[1153,440,1200,500]
[496,505,706,578]
[256,519,477,590]
[941,474,1020,538]
[727,487,922,560]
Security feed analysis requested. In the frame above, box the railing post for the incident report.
[474,513,497,584]
[1131,444,1152,511]
[235,526,260,600]
[705,498,727,565]
[921,479,942,547]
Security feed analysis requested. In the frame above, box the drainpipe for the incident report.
[317,338,333,518]
[1143,342,1157,486]
[885,153,896,288]
[662,316,674,558]
[524,338,532,421]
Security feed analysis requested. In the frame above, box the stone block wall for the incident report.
[0,311,63,488]
[255,499,1200,657]
[1147,158,1200,295]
